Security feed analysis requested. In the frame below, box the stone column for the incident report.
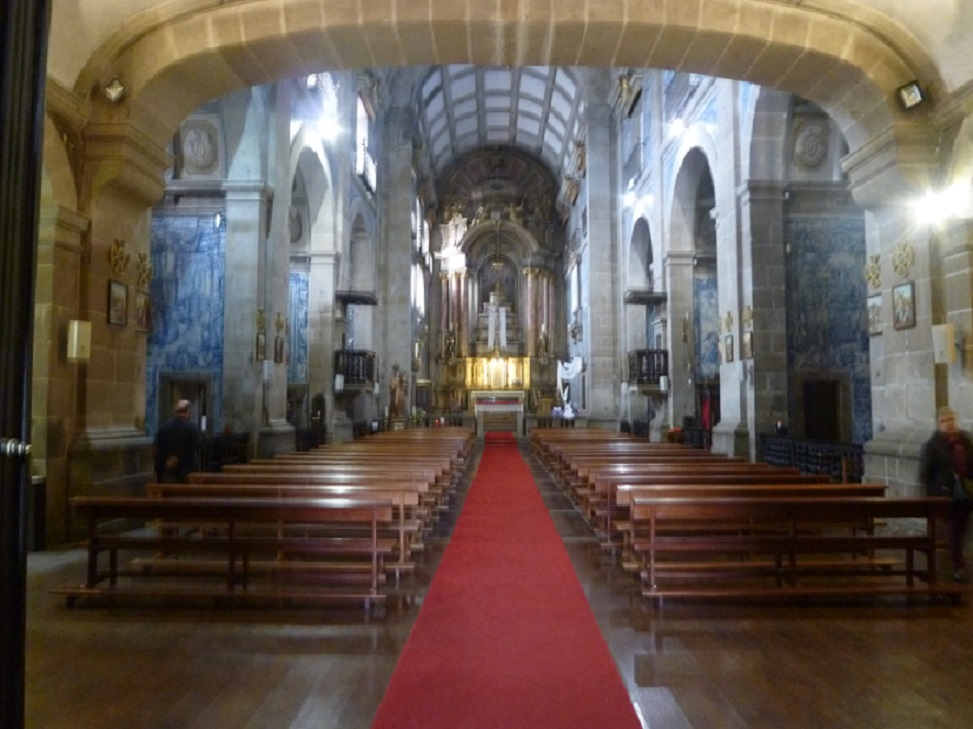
[843,123,943,494]
[307,251,339,437]
[222,182,271,438]
[377,106,414,407]
[734,180,788,459]
[582,101,620,425]
[665,251,696,433]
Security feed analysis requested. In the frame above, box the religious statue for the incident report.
[389,369,406,419]
[445,327,456,361]
[537,323,549,357]
[557,356,583,419]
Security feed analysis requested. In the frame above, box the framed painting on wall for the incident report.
[741,331,753,359]
[135,290,151,332]
[867,293,882,335]
[108,279,128,326]
[892,282,915,330]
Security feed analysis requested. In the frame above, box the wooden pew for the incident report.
[567,459,773,498]
[215,464,450,507]
[588,470,833,547]
[54,496,396,610]
[610,482,888,567]
[627,495,967,604]
[148,481,424,574]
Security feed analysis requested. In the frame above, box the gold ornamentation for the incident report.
[109,238,130,275]
[724,310,734,333]
[275,312,285,334]
[256,308,266,334]
[136,252,153,287]
[892,243,915,279]
[863,254,881,289]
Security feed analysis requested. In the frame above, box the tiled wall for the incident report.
[146,214,225,436]
[288,269,309,385]
[785,215,872,444]
[695,275,720,382]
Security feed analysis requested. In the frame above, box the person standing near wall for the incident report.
[919,406,973,583]
[153,399,200,483]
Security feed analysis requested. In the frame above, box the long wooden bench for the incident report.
[213,464,450,507]
[590,472,838,549]
[568,460,786,507]
[628,495,967,604]
[54,496,396,610]
[148,481,424,575]
[609,482,888,565]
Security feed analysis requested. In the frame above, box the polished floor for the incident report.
[25,443,973,729]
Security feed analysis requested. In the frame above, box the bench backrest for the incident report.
[72,495,394,525]
[615,483,887,504]
[629,496,950,524]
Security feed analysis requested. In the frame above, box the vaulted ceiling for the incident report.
[415,66,588,185]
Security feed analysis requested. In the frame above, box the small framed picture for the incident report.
[892,282,916,330]
[135,290,151,333]
[741,331,753,359]
[867,293,882,336]
[274,335,285,363]
[724,334,734,363]
[108,279,128,326]
[256,332,267,360]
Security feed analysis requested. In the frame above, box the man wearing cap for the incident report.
[153,399,200,483]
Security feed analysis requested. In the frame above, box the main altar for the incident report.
[425,149,565,430]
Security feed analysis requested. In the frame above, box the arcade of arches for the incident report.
[6,1,973,550]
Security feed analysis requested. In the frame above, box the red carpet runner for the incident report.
[371,444,642,729]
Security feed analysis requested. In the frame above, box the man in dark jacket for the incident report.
[919,406,973,582]
[153,399,200,483]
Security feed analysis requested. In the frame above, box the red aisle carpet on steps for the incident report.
[371,443,642,729]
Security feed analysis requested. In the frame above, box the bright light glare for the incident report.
[668,118,686,139]
[623,191,637,209]
[914,184,972,225]
[316,117,343,143]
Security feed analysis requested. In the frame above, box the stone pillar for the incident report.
[735,180,788,458]
[222,182,271,440]
[843,123,943,494]
[583,101,620,425]
[939,222,973,414]
[377,106,414,405]
[67,117,170,529]
[307,251,339,437]
[665,251,696,432]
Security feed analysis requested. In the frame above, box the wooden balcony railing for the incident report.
[627,349,669,386]
[334,349,376,388]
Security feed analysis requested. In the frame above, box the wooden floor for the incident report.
[26,444,973,729]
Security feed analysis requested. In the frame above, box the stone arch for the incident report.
[77,0,940,162]
[290,129,336,254]
[669,141,718,254]
[670,146,720,427]
[624,216,656,357]
[628,217,653,291]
